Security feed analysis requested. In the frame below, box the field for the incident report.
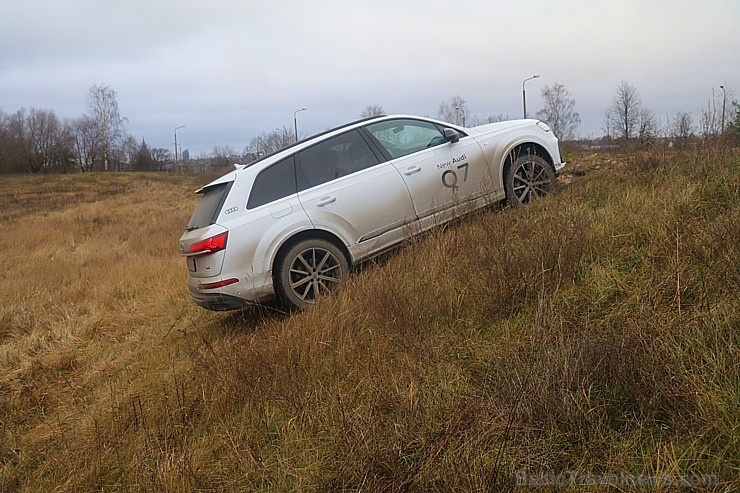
[0,146,738,492]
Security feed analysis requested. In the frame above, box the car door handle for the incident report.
[316,196,336,207]
[404,166,422,175]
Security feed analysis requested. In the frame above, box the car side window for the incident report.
[365,119,446,159]
[297,130,380,191]
[247,156,297,209]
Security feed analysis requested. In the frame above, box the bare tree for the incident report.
[26,108,60,172]
[86,84,126,171]
[638,107,658,146]
[536,83,580,140]
[700,105,717,137]
[438,95,470,126]
[361,105,386,118]
[668,111,694,145]
[71,115,99,172]
[6,109,32,171]
[121,135,139,171]
[478,114,510,125]
[0,110,11,173]
[3,110,28,172]
[699,88,737,137]
[606,81,642,140]
[602,112,612,145]
[211,145,240,166]
[4,107,69,173]
[244,126,294,160]
[151,147,172,170]
[468,114,509,126]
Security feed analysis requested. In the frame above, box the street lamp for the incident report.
[294,107,307,142]
[454,106,465,126]
[174,125,186,163]
[720,85,726,134]
[522,74,540,119]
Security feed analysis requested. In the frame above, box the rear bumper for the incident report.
[189,290,247,311]
[186,270,275,311]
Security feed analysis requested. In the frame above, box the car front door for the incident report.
[297,129,417,259]
[363,118,493,229]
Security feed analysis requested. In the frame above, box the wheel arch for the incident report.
[272,229,353,276]
[502,142,555,178]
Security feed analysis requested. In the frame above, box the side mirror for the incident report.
[443,128,460,144]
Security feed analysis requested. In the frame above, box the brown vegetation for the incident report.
[0,146,737,491]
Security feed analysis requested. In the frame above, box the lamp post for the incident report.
[174,125,186,164]
[720,85,726,134]
[294,107,307,142]
[522,75,540,119]
[454,106,466,126]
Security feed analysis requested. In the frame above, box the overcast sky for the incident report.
[1,0,738,155]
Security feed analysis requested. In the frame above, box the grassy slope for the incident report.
[0,147,737,492]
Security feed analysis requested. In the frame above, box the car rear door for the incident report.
[180,180,234,278]
[297,129,417,259]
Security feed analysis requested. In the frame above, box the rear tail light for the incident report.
[189,232,228,255]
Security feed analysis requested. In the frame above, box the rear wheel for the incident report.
[275,238,349,309]
[505,154,555,206]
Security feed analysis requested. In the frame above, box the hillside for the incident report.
[0,146,737,492]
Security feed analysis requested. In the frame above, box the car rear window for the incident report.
[186,181,233,231]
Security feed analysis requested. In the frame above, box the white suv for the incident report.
[179,115,564,310]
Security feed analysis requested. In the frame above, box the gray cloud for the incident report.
[1,0,738,153]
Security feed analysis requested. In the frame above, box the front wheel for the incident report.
[504,154,556,207]
[275,238,349,310]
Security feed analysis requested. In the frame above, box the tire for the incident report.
[504,153,556,207]
[275,238,349,309]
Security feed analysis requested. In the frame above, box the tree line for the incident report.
[602,80,738,146]
[243,81,737,161]
[1,82,737,175]
[0,84,172,174]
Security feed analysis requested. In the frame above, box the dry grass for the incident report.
[0,146,738,492]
